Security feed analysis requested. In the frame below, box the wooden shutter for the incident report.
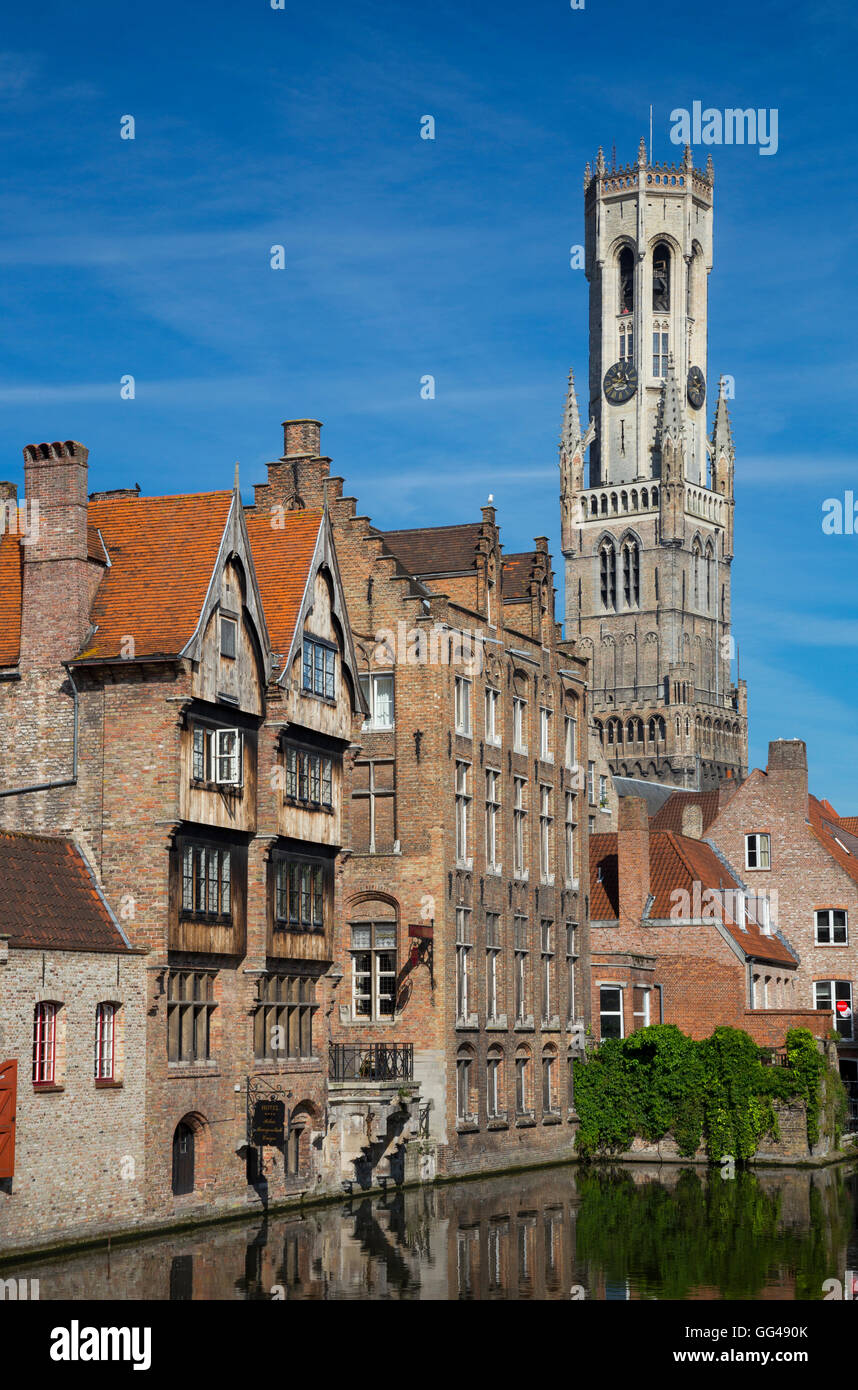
[0,1060,17,1179]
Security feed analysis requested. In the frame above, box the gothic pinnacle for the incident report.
[560,369,582,455]
[712,378,734,456]
[595,146,605,176]
[637,135,647,166]
[583,160,592,190]
[706,153,714,182]
[659,358,685,444]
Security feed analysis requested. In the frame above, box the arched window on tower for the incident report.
[692,539,702,609]
[705,541,714,612]
[599,540,617,612]
[618,246,634,316]
[621,538,640,608]
[619,323,634,365]
[652,241,671,311]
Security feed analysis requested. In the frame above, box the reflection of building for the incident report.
[0,434,363,1237]
[0,831,147,1253]
[561,143,748,789]
[250,424,593,1180]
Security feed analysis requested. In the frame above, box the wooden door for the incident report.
[171,1121,194,1195]
[0,1060,16,1180]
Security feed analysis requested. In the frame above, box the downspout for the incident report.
[0,661,79,797]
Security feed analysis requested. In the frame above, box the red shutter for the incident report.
[0,1060,17,1179]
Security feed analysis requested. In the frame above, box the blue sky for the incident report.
[2,0,857,805]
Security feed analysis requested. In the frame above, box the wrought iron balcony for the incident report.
[329,1042,414,1083]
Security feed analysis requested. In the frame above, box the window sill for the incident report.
[283,797,335,815]
[167,1063,221,1078]
[485,1016,508,1031]
[456,1014,479,1032]
[361,723,395,734]
[540,755,555,766]
[456,1119,479,1133]
[514,1017,535,1033]
[190,780,244,795]
[542,1112,562,1125]
[485,736,502,749]
[486,1117,509,1131]
[95,1079,123,1089]
[301,691,337,708]
[565,878,580,893]
[454,729,472,741]
[542,1017,562,1033]
[599,805,611,815]
[513,870,529,884]
[486,863,503,877]
[455,858,474,872]
[541,874,555,887]
[32,1083,64,1094]
[515,1113,536,1128]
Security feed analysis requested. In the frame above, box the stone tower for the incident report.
[561,140,748,790]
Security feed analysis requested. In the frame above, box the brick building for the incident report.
[0,830,147,1253]
[246,420,593,1179]
[702,739,858,1101]
[0,437,365,1233]
[589,796,829,1046]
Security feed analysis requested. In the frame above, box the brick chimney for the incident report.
[19,440,92,667]
[254,418,333,512]
[618,796,651,926]
[765,739,808,813]
[680,804,703,839]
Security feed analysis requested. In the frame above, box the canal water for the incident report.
[9,1162,858,1300]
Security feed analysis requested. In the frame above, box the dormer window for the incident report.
[220,616,237,659]
[284,743,334,810]
[303,637,336,700]
[192,725,242,786]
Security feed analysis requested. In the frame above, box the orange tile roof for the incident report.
[0,532,22,666]
[79,492,234,660]
[808,794,858,889]
[590,828,796,966]
[836,815,858,836]
[0,829,131,952]
[244,508,322,665]
[502,553,534,601]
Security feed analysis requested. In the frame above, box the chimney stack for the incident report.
[618,796,651,926]
[766,739,808,813]
[283,419,322,458]
[19,440,92,666]
[680,804,703,840]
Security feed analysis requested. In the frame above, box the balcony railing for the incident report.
[329,1042,414,1083]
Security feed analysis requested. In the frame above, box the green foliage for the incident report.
[573,1023,843,1161]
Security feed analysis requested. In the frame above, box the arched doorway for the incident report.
[172,1121,195,1195]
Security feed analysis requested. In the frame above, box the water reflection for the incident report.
[8,1163,856,1301]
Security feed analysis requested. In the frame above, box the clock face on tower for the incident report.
[687,365,706,409]
[603,360,638,405]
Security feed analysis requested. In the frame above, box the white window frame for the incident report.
[539,784,553,883]
[565,792,577,885]
[513,697,527,753]
[456,908,473,1023]
[814,980,854,1039]
[815,909,848,946]
[632,987,651,1028]
[215,727,241,786]
[360,672,395,730]
[541,921,554,1023]
[487,1054,501,1118]
[485,768,501,873]
[455,761,472,867]
[564,715,577,771]
[94,1002,117,1081]
[485,687,501,746]
[565,923,577,1022]
[587,762,595,806]
[599,985,624,1039]
[745,832,771,870]
[513,777,527,879]
[539,707,553,763]
[455,676,472,737]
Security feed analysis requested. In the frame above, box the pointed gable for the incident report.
[244,507,324,667]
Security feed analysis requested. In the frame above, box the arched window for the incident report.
[542,1044,558,1115]
[652,241,671,310]
[607,720,614,745]
[610,492,618,514]
[652,320,669,378]
[692,539,702,609]
[594,719,604,746]
[514,1046,532,1117]
[599,541,617,611]
[621,538,640,608]
[618,246,634,315]
[705,541,714,612]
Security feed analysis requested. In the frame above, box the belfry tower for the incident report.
[561,140,748,789]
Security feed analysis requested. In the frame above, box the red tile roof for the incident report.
[79,492,233,660]
[244,508,322,664]
[808,794,858,889]
[837,816,858,835]
[590,828,795,966]
[650,789,723,833]
[0,830,131,952]
[0,532,22,666]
